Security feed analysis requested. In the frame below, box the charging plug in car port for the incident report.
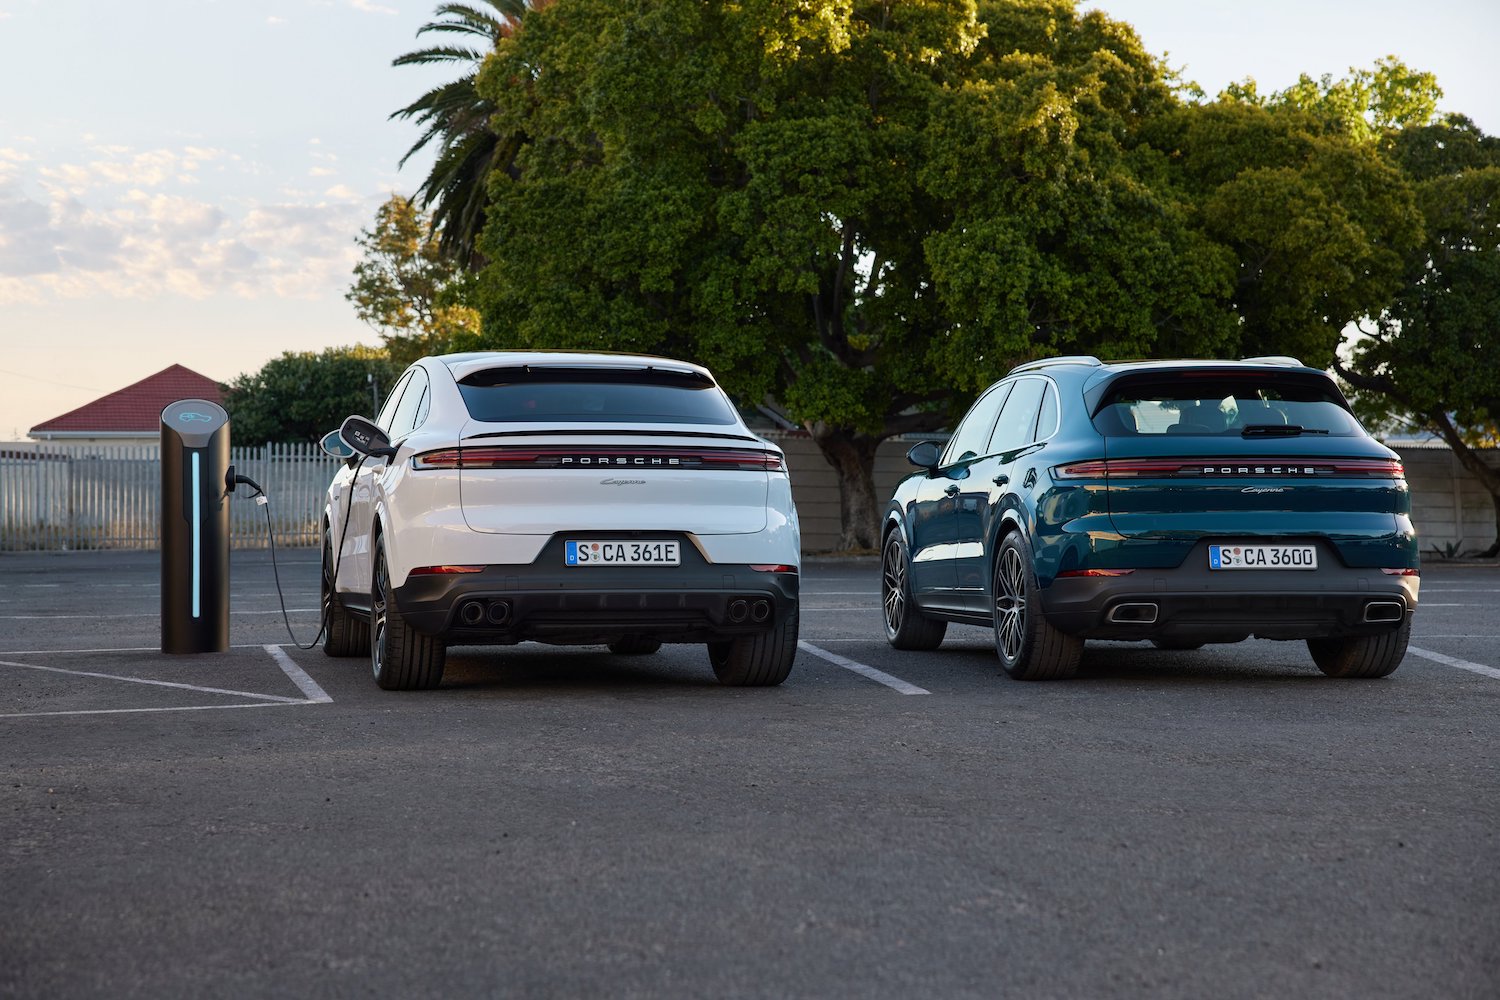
[1107,603,1159,625]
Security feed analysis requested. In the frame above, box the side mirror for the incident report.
[906,440,942,472]
[339,415,398,460]
[319,428,356,459]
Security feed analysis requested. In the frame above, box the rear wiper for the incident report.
[1239,424,1328,437]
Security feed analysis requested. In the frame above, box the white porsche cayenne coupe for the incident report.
[320,351,801,690]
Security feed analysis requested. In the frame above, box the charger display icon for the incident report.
[178,411,214,423]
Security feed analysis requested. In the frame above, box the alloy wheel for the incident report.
[372,550,389,680]
[994,547,1027,662]
[882,538,906,634]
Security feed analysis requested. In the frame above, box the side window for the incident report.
[1033,381,1059,441]
[988,377,1047,453]
[376,371,412,432]
[942,383,1012,466]
[388,367,430,441]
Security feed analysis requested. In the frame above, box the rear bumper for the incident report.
[1041,542,1419,642]
[391,535,798,645]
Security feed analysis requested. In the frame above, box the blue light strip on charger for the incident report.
[191,451,201,619]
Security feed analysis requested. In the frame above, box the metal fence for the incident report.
[0,442,343,551]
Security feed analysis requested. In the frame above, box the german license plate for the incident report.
[1209,544,1317,570]
[565,540,680,567]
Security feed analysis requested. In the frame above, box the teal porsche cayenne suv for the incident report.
[881,356,1418,680]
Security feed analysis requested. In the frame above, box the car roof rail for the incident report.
[1006,355,1103,376]
[1240,355,1306,367]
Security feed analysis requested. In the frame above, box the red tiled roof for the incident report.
[29,364,222,436]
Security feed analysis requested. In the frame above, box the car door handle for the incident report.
[992,474,1009,487]
[944,485,961,498]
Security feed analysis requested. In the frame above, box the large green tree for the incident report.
[221,347,401,444]
[347,194,483,368]
[471,0,1241,549]
[1143,97,1423,366]
[391,0,533,268]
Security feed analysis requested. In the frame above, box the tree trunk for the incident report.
[806,423,882,552]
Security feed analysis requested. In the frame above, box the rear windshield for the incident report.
[1093,374,1363,437]
[456,366,738,425]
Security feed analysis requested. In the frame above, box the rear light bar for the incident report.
[413,447,783,471]
[1053,458,1404,479]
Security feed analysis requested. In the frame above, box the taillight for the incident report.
[1052,458,1405,479]
[408,565,485,575]
[413,447,782,471]
[749,564,798,573]
[1056,568,1136,578]
[1381,568,1419,576]
[1053,459,1182,478]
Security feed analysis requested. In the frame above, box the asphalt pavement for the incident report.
[2,549,1498,999]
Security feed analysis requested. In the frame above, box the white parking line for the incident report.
[265,645,333,703]
[0,658,308,703]
[0,646,333,718]
[1408,646,1500,681]
[0,702,307,720]
[798,641,929,695]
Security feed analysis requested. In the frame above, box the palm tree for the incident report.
[391,1,529,269]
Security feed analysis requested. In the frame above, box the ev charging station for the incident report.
[160,399,231,654]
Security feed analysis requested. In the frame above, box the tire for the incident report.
[608,637,662,655]
[992,532,1082,680]
[371,540,446,690]
[882,530,947,650]
[1307,616,1410,678]
[1151,638,1204,651]
[321,527,368,657]
[708,609,798,686]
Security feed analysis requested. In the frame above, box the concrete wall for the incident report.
[1397,447,1500,557]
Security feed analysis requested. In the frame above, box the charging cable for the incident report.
[226,461,362,652]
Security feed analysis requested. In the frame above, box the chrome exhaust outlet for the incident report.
[1364,601,1404,624]
[727,600,748,623]
[459,601,484,626]
[750,600,771,623]
[486,600,512,626]
[1107,602,1159,625]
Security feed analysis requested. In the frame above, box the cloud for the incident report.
[348,0,398,14]
[0,143,374,305]
[37,146,224,196]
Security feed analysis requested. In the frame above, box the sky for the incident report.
[1,0,1497,440]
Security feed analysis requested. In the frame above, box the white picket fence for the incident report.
[0,442,344,551]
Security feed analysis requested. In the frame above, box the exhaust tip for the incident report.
[459,601,484,626]
[728,599,748,623]
[1107,602,1158,625]
[751,600,771,623]
[487,600,512,626]
[1364,600,1404,624]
